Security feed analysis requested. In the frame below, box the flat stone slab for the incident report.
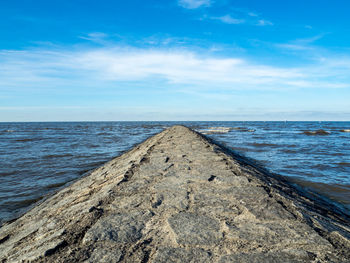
[168,212,222,245]
[218,252,312,263]
[0,125,349,262]
[154,247,212,263]
[83,211,152,244]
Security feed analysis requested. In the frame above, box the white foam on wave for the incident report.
[197,127,232,135]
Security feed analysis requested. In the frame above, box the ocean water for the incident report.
[0,121,349,224]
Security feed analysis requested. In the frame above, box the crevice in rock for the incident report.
[88,206,104,213]
[117,248,127,263]
[151,195,163,209]
[208,175,216,182]
[163,163,174,171]
[117,164,136,186]
[14,229,39,247]
[276,199,297,220]
[0,234,9,245]
[258,185,273,198]
[44,240,68,257]
[124,238,153,263]
[139,239,153,263]
[185,186,194,211]
[141,249,151,263]
[140,156,149,164]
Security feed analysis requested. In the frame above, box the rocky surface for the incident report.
[0,125,349,262]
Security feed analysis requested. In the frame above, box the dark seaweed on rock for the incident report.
[232,127,255,132]
[337,162,350,167]
[302,129,330,136]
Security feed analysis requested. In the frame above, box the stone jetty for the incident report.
[0,126,349,262]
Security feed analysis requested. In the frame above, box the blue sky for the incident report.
[1,0,350,121]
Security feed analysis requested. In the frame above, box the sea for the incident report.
[0,121,349,225]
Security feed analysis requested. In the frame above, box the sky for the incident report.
[1,0,350,121]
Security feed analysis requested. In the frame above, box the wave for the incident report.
[0,171,17,177]
[42,153,74,159]
[231,146,267,153]
[280,149,299,154]
[198,126,256,135]
[45,182,67,189]
[15,138,43,142]
[198,127,232,135]
[3,196,44,208]
[97,132,111,136]
[248,142,280,148]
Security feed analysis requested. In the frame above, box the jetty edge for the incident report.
[0,125,349,262]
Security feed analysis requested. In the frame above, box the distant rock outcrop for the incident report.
[0,126,349,262]
[303,129,330,136]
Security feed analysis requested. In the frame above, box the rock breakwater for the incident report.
[0,126,349,262]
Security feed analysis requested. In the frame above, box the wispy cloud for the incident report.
[248,12,258,17]
[256,19,273,26]
[80,32,107,40]
[178,0,273,27]
[206,10,272,26]
[178,0,211,9]
[210,15,245,24]
[0,45,349,94]
[79,32,109,44]
[276,34,326,51]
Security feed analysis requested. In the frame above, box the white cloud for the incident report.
[248,12,258,17]
[0,46,349,94]
[276,44,313,51]
[257,19,273,26]
[211,15,245,24]
[178,0,211,9]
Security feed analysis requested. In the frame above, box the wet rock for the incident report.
[303,129,330,135]
[232,127,255,132]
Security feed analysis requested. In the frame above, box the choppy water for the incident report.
[0,121,349,224]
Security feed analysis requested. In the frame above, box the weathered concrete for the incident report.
[0,125,349,262]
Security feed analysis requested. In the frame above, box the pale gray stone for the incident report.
[168,212,222,245]
[83,211,152,244]
[154,247,212,263]
[219,252,311,263]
